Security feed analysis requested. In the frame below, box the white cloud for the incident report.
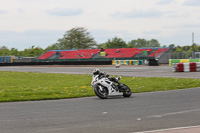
[181,24,200,28]
[158,31,200,46]
[91,29,134,43]
[143,30,162,35]
[112,9,165,18]
[183,0,200,6]
[0,30,64,50]
[0,10,7,14]
[45,8,83,16]
[0,0,200,49]
[156,0,174,5]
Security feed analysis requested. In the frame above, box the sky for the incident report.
[0,0,200,50]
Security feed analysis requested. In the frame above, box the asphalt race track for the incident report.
[0,65,200,78]
[0,65,200,133]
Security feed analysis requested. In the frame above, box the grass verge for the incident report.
[0,71,200,102]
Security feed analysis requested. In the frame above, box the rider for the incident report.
[92,68,122,88]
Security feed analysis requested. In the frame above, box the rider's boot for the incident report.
[115,85,119,91]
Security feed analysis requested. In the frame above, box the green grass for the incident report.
[0,71,200,102]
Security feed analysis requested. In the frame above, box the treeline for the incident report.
[0,27,200,57]
[0,46,44,57]
[169,44,200,52]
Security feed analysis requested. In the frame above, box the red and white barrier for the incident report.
[172,62,200,72]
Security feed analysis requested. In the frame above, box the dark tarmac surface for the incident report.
[0,65,200,133]
[0,88,200,133]
[0,65,199,78]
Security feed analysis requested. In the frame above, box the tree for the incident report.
[103,37,127,48]
[147,39,160,47]
[127,40,138,48]
[182,46,190,51]
[45,43,60,51]
[97,43,107,49]
[191,43,198,52]
[57,27,97,49]
[128,38,160,48]
[20,46,44,57]
[169,44,175,48]
[10,48,19,56]
[0,46,10,56]
[175,46,182,52]
[135,38,147,47]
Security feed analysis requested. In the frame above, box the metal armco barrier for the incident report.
[172,62,200,72]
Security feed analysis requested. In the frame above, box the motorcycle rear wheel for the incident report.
[94,85,108,99]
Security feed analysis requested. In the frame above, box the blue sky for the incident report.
[0,0,200,50]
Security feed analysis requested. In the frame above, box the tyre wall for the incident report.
[169,59,200,66]
[112,60,143,65]
[172,62,200,72]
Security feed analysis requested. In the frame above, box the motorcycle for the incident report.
[91,75,132,99]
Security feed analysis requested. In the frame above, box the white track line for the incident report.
[147,108,200,118]
[133,125,200,133]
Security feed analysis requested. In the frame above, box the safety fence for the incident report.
[0,61,112,66]
[0,56,15,63]
[112,60,143,66]
[169,59,200,66]
[172,62,200,72]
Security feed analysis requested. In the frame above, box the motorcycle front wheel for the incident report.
[122,84,132,97]
[93,85,108,99]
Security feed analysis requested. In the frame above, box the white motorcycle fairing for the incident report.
[91,75,123,96]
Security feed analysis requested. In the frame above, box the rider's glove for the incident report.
[101,72,109,77]
[105,74,109,77]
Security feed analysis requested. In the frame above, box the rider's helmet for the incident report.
[93,68,100,75]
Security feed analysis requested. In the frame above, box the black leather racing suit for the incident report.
[96,72,120,84]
